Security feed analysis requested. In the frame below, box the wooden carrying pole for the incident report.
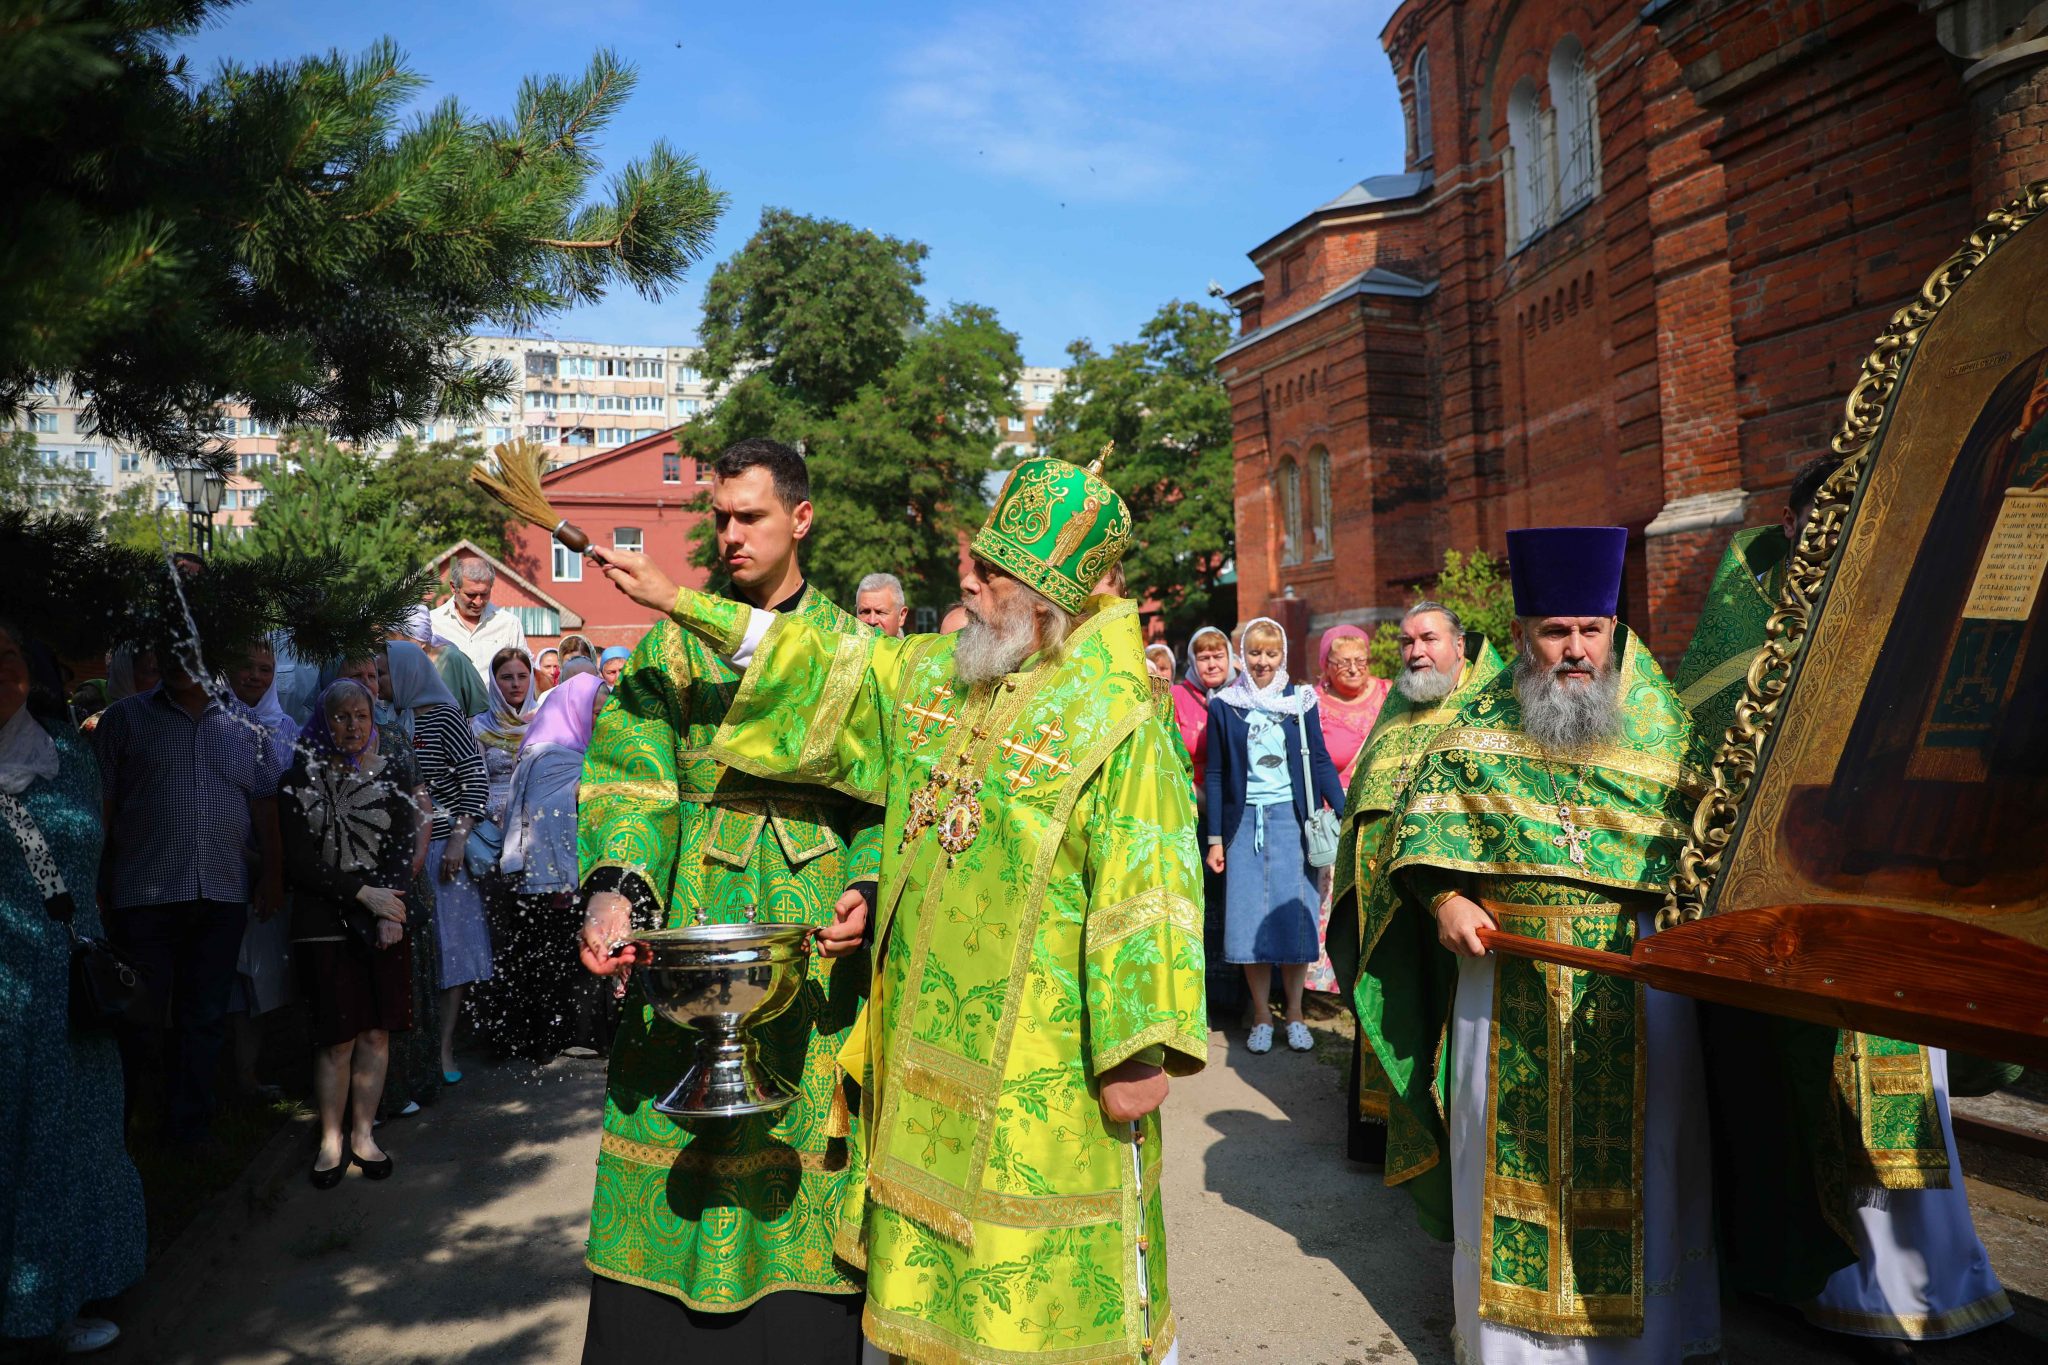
[1478,902,2048,1069]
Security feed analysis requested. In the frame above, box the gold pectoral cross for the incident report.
[1552,802,1590,867]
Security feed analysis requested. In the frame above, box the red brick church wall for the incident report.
[1220,0,2044,668]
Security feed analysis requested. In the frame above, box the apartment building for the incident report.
[998,365,1064,462]
[7,334,718,540]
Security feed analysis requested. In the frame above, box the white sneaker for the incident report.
[1286,1021,1314,1052]
[61,1318,120,1354]
[1246,1023,1274,1054]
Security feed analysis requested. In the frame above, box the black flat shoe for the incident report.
[349,1147,393,1180]
[309,1161,345,1189]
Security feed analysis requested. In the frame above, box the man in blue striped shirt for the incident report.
[96,642,285,1145]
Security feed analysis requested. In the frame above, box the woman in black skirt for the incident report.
[280,679,419,1187]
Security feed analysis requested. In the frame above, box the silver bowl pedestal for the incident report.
[634,921,815,1118]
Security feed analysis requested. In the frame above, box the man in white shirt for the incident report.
[852,571,909,637]
[430,556,528,682]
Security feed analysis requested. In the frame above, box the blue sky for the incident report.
[180,1,1408,367]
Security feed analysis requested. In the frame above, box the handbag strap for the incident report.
[0,792,77,924]
[1292,688,1315,801]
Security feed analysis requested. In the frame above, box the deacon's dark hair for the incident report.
[714,438,810,511]
[1787,454,1845,519]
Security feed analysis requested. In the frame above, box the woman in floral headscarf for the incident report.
[279,679,419,1186]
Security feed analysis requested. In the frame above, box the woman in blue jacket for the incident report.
[1204,617,1344,1054]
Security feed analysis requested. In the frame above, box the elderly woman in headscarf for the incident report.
[0,619,145,1354]
[394,606,488,720]
[597,645,631,688]
[1203,617,1343,1055]
[533,646,562,695]
[1305,625,1392,995]
[1172,625,1237,776]
[278,679,418,1185]
[331,653,439,1118]
[385,641,490,1086]
[494,672,610,1059]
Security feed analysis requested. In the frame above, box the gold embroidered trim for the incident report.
[973,1187,1122,1228]
[867,1167,975,1246]
[770,808,842,866]
[1084,887,1201,954]
[863,1303,1172,1365]
[1386,850,1667,899]
[1676,646,1763,711]
[1402,792,1692,843]
[1428,727,1704,794]
[598,1130,844,1174]
[670,587,749,655]
[1801,1288,2013,1341]
[1093,1020,1208,1076]
[1476,896,1626,919]
[898,1046,997,1119]
[702,800,768,868]
[586,1258,859,1313]
[584,779,681,804]
[799,626,876,775]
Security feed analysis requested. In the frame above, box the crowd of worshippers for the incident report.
[3,440,2021,1361]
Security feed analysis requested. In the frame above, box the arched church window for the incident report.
[1310,447,1334,560]
[1412,48,1433,164]
[1552,36,1600,211]
[1276,456,1303,566]
[1506,76,1551,249]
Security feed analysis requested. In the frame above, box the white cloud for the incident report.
[883,1,1396,203]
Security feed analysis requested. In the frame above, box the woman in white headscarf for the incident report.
[385,641,491,1085]
[1202,618,1344,1055]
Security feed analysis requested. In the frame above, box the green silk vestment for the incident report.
[578,587,883,1310]
[1356,628,1700,1338]
[1327,638,1504,1127]
[667,588,1208,1365]
[1674,528,1947,1300]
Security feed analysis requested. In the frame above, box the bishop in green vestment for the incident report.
[576,441,883,1361]
[1357,526,1720,1363]
[1676,460,2010,1341]
[1327,603,1503,1163]
[596,452,1208,1365]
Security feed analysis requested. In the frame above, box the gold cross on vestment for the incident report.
[999,721,1073,792]
[1552,802,1590,867]
[900,686,957,747]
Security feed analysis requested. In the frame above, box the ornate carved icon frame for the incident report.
[1666,180,2048,940]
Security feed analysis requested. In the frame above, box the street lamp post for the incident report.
[173,464,228,554]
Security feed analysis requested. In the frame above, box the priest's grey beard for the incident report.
[954,592,1072,687]
[1514,649,1622,754]
[1396,661,1459,704]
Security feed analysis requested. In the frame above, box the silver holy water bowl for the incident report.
[635,921,814,1118]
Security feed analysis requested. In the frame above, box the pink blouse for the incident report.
[1171,678,1213,774]
[1316,676,1391,789]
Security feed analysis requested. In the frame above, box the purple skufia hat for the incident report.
[1506,526,1629,617]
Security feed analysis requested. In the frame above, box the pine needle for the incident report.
[469,439,589,550]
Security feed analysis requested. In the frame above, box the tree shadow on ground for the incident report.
[99,1052,616,1365]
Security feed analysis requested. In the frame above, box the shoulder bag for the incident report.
[1295,701,1340,869]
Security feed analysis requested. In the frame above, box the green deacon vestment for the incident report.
[1674,527,1949,1301]
[1327,638,1505,1134]
[1357,628,1704,1338]
[578,585,883,1310]
[663,587,1208,1365]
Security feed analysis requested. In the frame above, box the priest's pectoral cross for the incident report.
[999,721,1073,793]
[1552,802,1590,867]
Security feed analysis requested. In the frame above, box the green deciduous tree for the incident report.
[680,210,1018,610]
[1366,548,1516,677]
[369,436,512,560]
[1035,301,1236,638]
[2,2,725,475]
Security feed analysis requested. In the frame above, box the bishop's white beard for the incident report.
[1397,661,1459,704]
[1514,651,1623,754]
[954,603,1042,687]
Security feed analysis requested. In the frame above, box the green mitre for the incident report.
[970,445,1134,613]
